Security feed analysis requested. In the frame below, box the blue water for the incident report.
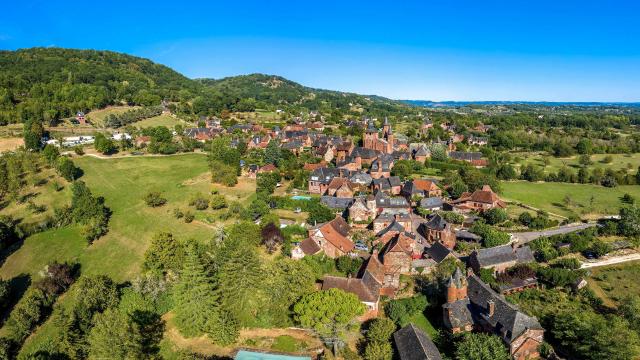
[235,350,311,360]
[291,195,311,200]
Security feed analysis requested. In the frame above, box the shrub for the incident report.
[183,211,194,223]
[189,194,209,210]
[210,195,227,210]
[144,192,167,207]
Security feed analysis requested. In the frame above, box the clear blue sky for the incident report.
[2,0,639,102]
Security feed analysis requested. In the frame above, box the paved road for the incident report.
[512,223,597,244]
[581,253,640,269]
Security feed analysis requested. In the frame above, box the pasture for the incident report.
[501,181,640,218]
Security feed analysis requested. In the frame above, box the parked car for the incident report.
[355,242,369,251]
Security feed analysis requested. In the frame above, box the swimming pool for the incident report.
[291,195,312,200]
[235,350,311,360]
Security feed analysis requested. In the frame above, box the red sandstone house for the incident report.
[326,177,355,198]
[442,270,544,360]
[450,185,505,212]
[418,214,457,250]
[349,196,377,225]
[307,216,355,258]
[302,160,327,172]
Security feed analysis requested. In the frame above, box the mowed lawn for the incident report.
[133,114,186,129]
[0,154,216,283]
[85,105,139,127]
[501,181,640,218]
[589,260,640,306]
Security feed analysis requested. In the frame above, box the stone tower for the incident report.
[446,267,468,303]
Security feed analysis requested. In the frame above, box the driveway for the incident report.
[512,223,597,244]
[581,253,640,269]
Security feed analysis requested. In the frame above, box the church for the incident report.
[363,118,396,154]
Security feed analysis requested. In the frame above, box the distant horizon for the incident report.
[2,1,639,102]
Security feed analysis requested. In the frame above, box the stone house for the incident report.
[442,271,545,360]
[451,185,506,212]
[308,216,355,258]
[326,177,355,198]
[418,214,457,249]
[348,196,377,224]
[469,244,535,274]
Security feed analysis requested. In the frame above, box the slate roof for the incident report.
[425,214,449,231]
[350,146,380,159]
[414,146,430,157]
[420,197,443,209]
[372,176,402,190]
[442,298,473,329]
[375,192,410,208]
[393,324,443,360]
[424,242,452,263]
[322,276,378,303]
[376,220,406,237]
[321,196,354,210]
[472,245,534,268]
[456,230,482,242]
[299,237,321,255]
[350,171,373,185]
[309,167,352,185]
[371,154,394,172]
[467,275,543,343]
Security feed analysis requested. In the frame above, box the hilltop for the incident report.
[0,48,411,126]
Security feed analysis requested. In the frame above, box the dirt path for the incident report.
[581,253,640,269]
[512,223,597,244]
[62,151,208,159]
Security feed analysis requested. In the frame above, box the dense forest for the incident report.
[0,48,412,126]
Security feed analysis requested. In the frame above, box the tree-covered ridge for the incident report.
[195,73,411,115]
[0,48,413,126]
[0,47,200,124]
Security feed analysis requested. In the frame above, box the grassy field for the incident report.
[589,260,640,306]
[501,181,640,218]
[133,114,186,129]
[0,137,23,151]
[513,152,640,174]
[85,105,139,127]
[5,154,259,356]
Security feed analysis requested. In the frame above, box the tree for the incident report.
[261,222,284,253]
[429,144,447,162]
[495,164,517,180]
[143,232,184,274]
[449,180,468,199]
[366,318,396,343]
[88,308,145,359]
[293,289,365,351]
[94,133,117,155]
[619,295,640,332]
[483,208,508,225]
[455,332,510,360]
[335,256,363,277]
[307,202,335,225]
[264,140,282,165]
[364,341,392,360]
[618,206,640,237]
[56,157,81,181]
[42,144,60,165]
[36,262,75,296]
[173,244,238,344]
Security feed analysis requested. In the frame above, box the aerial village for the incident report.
[183,113,543,360]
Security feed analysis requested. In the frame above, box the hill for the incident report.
[0,48,413,126]
[197,74,410,116]
[0,47,201,124]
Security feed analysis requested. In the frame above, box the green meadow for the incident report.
[501,181,640,218]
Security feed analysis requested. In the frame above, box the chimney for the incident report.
[488,300,495,316]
